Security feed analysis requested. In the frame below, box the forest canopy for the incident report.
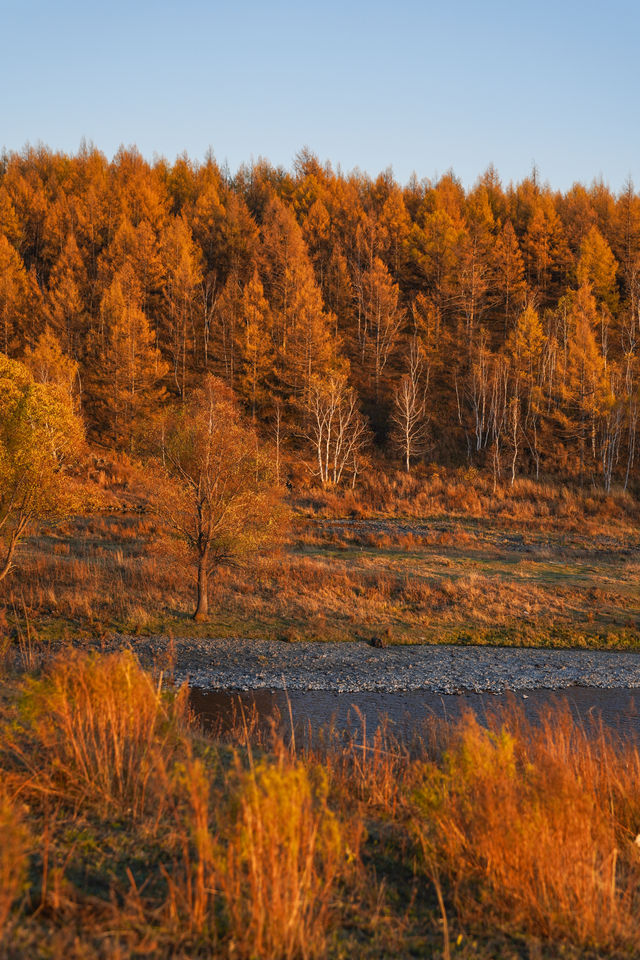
[1,144,640,491]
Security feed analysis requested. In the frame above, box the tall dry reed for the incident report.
[10,651,188,818]
[0,787,28,945]
[163,745,357,959]
[412,707,640,950]
[219,755,352,960]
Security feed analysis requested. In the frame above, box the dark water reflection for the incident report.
[190,686,640,745]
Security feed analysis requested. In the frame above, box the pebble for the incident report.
[111,634,640,694]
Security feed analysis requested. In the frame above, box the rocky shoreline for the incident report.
[111,635,640,695]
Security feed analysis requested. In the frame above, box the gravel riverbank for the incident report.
[112,635,640,694]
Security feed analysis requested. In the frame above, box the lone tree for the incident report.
[0,353,84,582]
[154,376,284,621]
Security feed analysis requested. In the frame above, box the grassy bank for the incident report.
[1,651,640,957]
[2,465,639,649]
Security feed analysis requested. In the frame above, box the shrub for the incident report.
[219,758,352,960]
[11,651,188,818]
[0,788,27,944]
[412,709,640,950]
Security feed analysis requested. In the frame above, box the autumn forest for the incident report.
[2,144,640,491]
[4,143,640,960]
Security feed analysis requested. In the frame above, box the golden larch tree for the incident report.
[93,268,168,447]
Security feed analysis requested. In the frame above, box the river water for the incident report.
[190,685,640,744]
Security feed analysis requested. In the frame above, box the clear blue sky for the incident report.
[2,0,638,191]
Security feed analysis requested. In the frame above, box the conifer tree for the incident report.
[23,327,79,403]
[0,234,34,354]
[235,271,274,420]
[213,275,243,387]
[160,216,203,396]
[46,233,87,356]
[92,268,168,447]
[562,284,610,478]
[494,220,527,335]
[359,257,403,399]
[260,196,338,400]
[576,226,619,313]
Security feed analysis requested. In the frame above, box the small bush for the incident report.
[165,752,356,959]
[412,709,640,950]
[11,651,188,818]
[0,788,28,944]
[220,758,351,960]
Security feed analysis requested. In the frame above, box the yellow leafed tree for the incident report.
[93,267,168,448]
[235,271,274,420]
[152,377,284,620]
[23,327,80,403]
[0,354,84,581]
[577,226,619,313]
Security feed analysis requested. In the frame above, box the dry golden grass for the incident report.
[1,461,638,655]
[3,487,638,648]
[6,651,188,819]
[0,652,358,959]
[0,786,28,947]
[2,651,640,956]
[297,700,640,955]
[219,757,355,959]
[162,751,356,959]
[332,466,640,528]
[410,707,640,951]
